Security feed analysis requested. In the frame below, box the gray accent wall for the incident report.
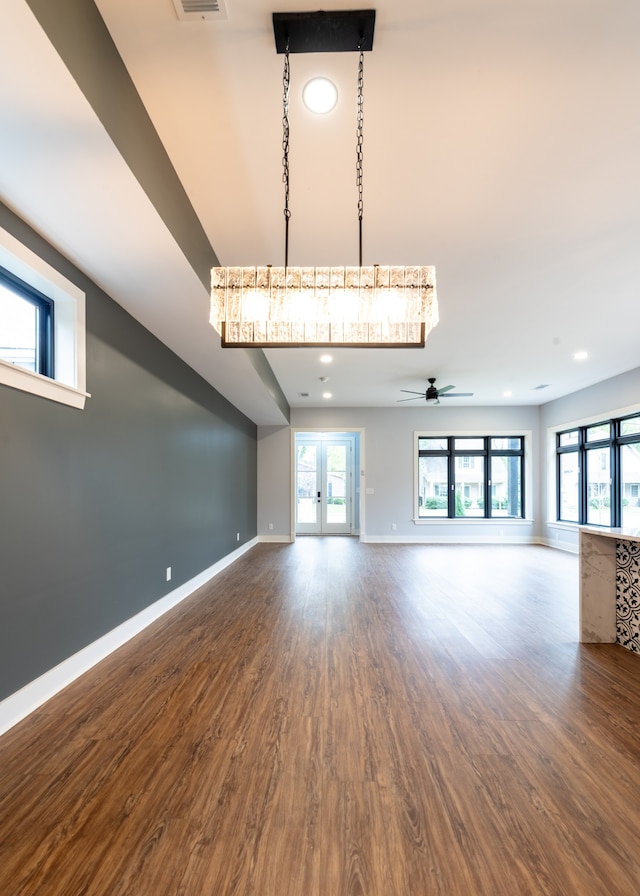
[0,205,257,701]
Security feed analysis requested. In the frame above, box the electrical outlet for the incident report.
[166,566,172,581]
[236,532,240,541]
[268,523,274,530]
[391,523,397,531]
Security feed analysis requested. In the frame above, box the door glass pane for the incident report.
[296,444,318,524]
[326,444,347,524]
[559,452,579,521]
[0,284,37,371]
[621,443,640,528]
[586,447,611,526]
[454,455,484,517]
[491,455,522,517]
[418,455,448,517]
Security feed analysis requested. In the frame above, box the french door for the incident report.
[295,438,352,534]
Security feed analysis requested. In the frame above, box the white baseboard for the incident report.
[0,538,258,738]
[258,534,294,543]
[539,537,579,554]
[361,534,540,545]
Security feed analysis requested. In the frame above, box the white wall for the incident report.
[257,426,292,541]
[540,366,640,552]
[258,405,541,543]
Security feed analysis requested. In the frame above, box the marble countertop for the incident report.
[579,525,640,543]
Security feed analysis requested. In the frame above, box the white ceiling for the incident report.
[3,0,640,423]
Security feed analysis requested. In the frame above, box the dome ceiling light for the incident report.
[302,77,338,114]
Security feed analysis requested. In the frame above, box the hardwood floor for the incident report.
[2,540,640,895]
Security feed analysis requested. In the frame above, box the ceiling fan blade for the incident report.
[440,392,474,398]
[437,384,455,394]
[397,396,424,402]
[400,389,426,395]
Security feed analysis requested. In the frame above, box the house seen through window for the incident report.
[416,434,524,520]
[557,415,640,528]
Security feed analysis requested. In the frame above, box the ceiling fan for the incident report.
[398,377,474,404]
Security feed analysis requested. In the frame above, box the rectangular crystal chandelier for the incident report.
[210,12,439,350]
[210,264,438,347]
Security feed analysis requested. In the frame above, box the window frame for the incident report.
[0,226,88,409]
[556,413,640,528]
[0,265,55,378]
[415,433,526,521]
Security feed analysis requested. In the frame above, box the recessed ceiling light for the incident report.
[322,391,332,399]
[503,390,513,398]
[573,350,589,361]
[320,354,333,364]
[303,78,338,114]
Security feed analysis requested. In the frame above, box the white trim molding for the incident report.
[258,534,294,543]
[362,534,540,545]
[0,226,88,409]
[0,539,257,738]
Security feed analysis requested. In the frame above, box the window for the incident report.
[586,446,610,526]
[418,453,449,517]
[490,437,523,518]
[0,268,54,376]
[556,414,640,528]
[416,434,525,520]
[621,441,640,528]
[0,227,87,408]
[558,451,579,522]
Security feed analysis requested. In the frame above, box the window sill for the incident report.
[547,521,579,531]
[413,517,533,525]
[0,358,90,409]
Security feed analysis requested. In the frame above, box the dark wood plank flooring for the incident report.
[2,540,640,895]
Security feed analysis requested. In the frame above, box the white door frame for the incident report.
[295,436,352,535]
[290,428,365,541]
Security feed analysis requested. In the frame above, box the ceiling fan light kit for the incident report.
[210,9,439,348]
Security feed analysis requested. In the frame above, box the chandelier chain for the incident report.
[282,47,291,267]
[356,48,364,266]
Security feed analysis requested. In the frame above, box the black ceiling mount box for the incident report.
[272,10,376,54]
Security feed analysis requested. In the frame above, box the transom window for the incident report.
[556,414,640,528]
[416,434,525,519]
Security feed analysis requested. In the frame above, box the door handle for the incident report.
[317,491,321,503]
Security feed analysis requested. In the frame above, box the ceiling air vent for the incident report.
[172,0,229,21]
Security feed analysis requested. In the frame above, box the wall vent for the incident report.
[172,0,229,21]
